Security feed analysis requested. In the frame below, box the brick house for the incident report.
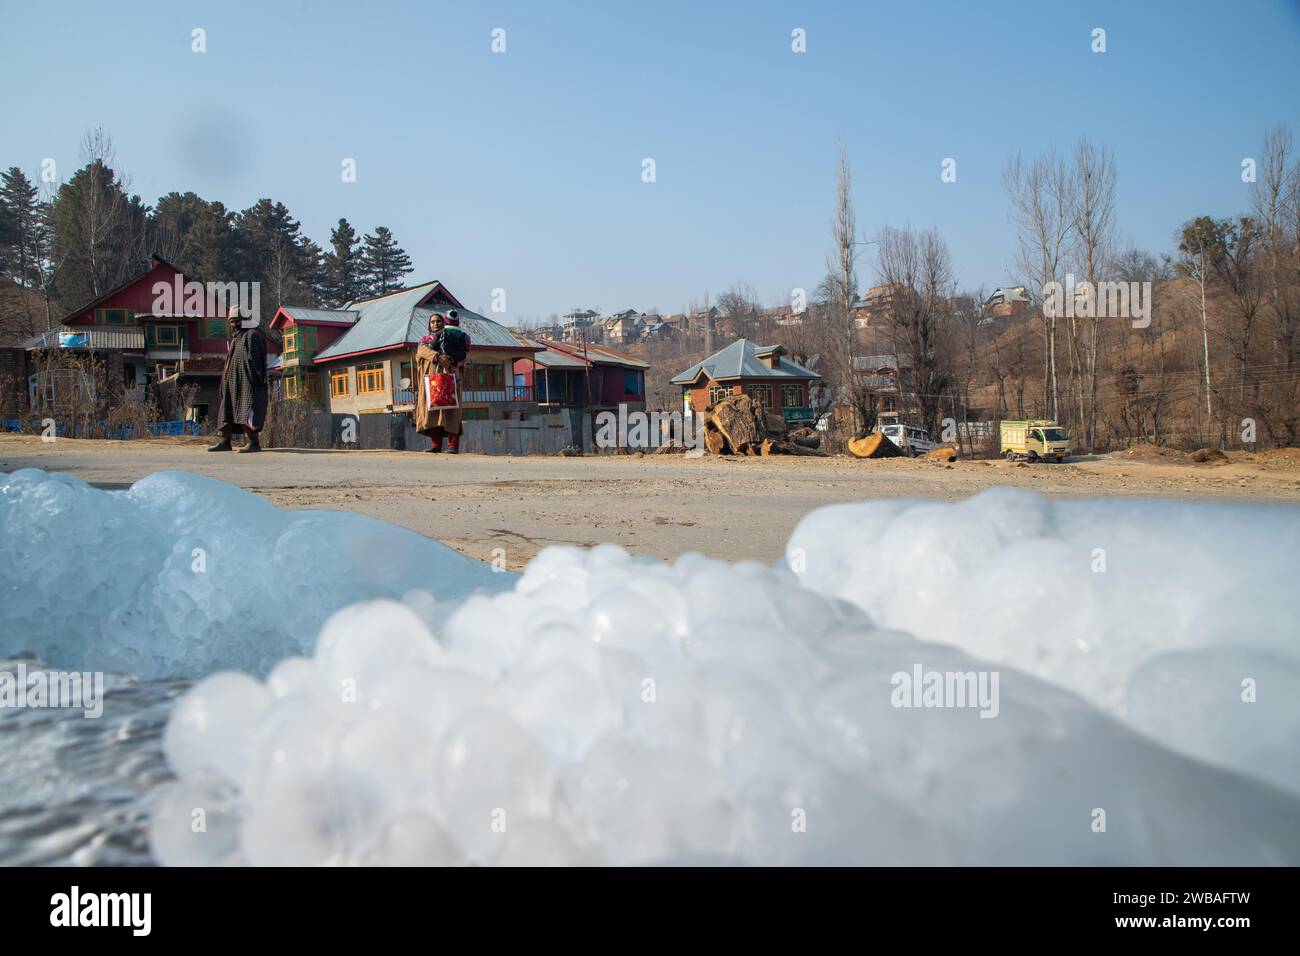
[671,338,820,424]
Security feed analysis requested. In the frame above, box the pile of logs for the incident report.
[701,394,825,456]
[847,433,959,462]
[847,432,903,459]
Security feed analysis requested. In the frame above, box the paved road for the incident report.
[4,435,1298,568]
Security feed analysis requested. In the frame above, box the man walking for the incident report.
[208,304,268,453]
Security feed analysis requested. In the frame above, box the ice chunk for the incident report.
[788,488,1300,796]
[0,469,512,679]
[152,542,1300,866]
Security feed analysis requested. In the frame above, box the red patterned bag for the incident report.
[424,372,459,410]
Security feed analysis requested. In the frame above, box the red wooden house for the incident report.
[513,339,648,415]
[32,255,277,422]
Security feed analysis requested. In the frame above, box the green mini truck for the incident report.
[1000,420,1073,462]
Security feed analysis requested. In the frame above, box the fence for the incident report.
[404,413,574,454]
[2,418,202,439]
[4,407,586,456]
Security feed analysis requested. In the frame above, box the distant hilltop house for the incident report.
[601,309,641,345]
[560,308,600,344]
[853,283,906,328]
[656,306,717,339]
[544,306,720,346]
[985,285,1031,319]
[272,281,542,423]
[671,338,820,425]
[6,254,279,423]
[638,316,672,341]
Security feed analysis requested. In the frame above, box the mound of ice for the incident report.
[0,469,512,679]
[787,487,1300,796]
[151,544,1300,866]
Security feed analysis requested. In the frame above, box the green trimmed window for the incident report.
[282,326,318,359]
[95,308,135,325]
[146,323,185,348]
[204,318,229,340]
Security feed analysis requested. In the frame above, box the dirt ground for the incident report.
[3,432,1299,570]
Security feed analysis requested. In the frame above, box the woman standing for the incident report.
[413,311,468,453]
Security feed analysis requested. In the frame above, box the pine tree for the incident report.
[301,237,325,305]
[0,167,46,288]
[320,218,363,306]
[0,170,19,277]
[0,166,53,335]
[233,199,314,317]
[359,226,413,297]
[185,200,236,281]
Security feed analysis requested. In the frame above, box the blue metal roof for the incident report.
[280,307,359,326]
[670,338,821,384]
[415,302,537,350]
[312,283,537,362]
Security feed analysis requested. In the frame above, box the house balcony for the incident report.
[463,385,533,404]
[391,384,535,407]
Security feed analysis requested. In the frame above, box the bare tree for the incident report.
[1175,224,1217,420]
[717,282,763,339]
[876,225,957,437]
[1251,126,1299,377]
[1069,137,1118,450]
[1004,147,1074,420]
[821,142,863,433]
[952,287,987,455]
[76,127,146,297]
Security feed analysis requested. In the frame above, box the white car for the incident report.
[880,423,937,456]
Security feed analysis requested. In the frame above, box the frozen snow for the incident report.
[0,469,512,679]
[151,539,1300,866]
[787,487,1300,797]
[5,467,1298,865]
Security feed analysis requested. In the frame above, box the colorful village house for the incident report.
[272,281,542,426]
[14,255,275,423]
[514,339,647,413]
[512,339,648,450]
[671,338,820,425]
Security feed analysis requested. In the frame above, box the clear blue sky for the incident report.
[3,0,1299,319]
